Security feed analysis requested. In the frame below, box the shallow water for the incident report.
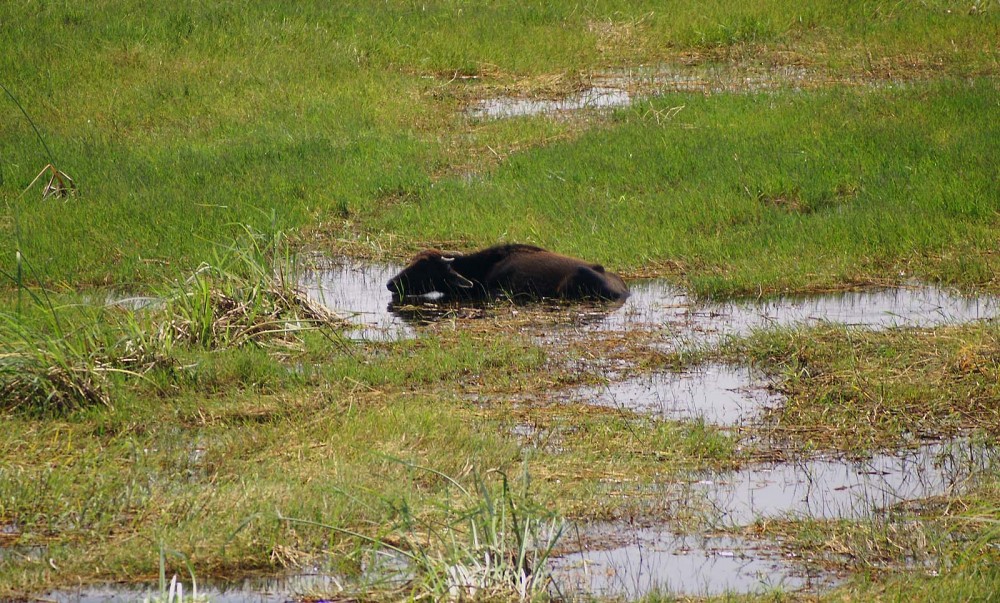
[41,573,339,603]
[601,280,999,344]
[569,364,775,426]
[471,86,632,119]
[551,526,828,599]
[547,438,995,599]
[468,65,905,120]
[299,260,410,341]
[697,438,997,526]
[25,439,993,602]
[300,260,998,344]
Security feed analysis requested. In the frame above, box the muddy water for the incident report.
[551,526,829,599]
[697,438,997,526]
[569,364,775,426]
[299,260,410,341]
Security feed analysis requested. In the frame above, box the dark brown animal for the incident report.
[387,244,629,301]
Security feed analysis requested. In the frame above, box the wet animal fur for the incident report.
[387,244,629,301]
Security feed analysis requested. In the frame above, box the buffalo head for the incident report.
[387,250,474,297]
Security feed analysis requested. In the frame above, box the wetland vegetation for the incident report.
[1,1,998,601]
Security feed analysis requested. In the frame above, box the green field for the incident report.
[1,1,998,601]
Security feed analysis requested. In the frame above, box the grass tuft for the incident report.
[280,465,564,601]
[155,227,345,350]
[0,311,112,413]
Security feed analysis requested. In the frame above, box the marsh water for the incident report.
[299,260,410,341]
[699,438,997,525]
[291,261,998,599]
[25,262,1000,601]
[42,574,343,603]
[299,260,998,345]
[551,527,828,599]
[549,437,996,599]
[567,364,774,427]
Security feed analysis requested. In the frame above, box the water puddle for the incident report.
[548,437,994,599]
[601,280,999,345]
[0,544,45,563]
[569,364,775,426]
[40,551,412,603]
[696,438,997,526]
[551,524,831,599]
[469,65,910,120]
[40,574,336,602]
[472,86,632,119]
[299,260,411,341]
[299,259,998,344]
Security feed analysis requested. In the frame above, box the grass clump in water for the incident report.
[280,465,563,601]
[155,226,344,351]
[719,322,1000,451]
[0,226,346,415]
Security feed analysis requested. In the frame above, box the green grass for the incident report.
[374,80,1000,295]
[2,2,1000,600]
[1,2,998,290]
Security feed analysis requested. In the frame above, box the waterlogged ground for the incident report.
[4,4,998,601]
[468,64,927,121]
[294,261,999,600]
[300,260,999,346]
[12,261,1000,601]
[11,262,1000,602]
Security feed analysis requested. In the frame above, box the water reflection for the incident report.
[551,525,828,599]
[41,573,339,603]
[300,261,998,344]
[697,438,997,525]
[471,86,632,119]
[602,280,998,343]
[570,364,775,426]
[469,65,912,121]
[298,261,410,341]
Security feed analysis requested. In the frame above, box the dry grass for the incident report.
[720,323,1000,451]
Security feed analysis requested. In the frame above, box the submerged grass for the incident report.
[720,322,1000,451]
[280,466,564,601]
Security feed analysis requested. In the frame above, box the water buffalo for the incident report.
[387,244,629,301]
